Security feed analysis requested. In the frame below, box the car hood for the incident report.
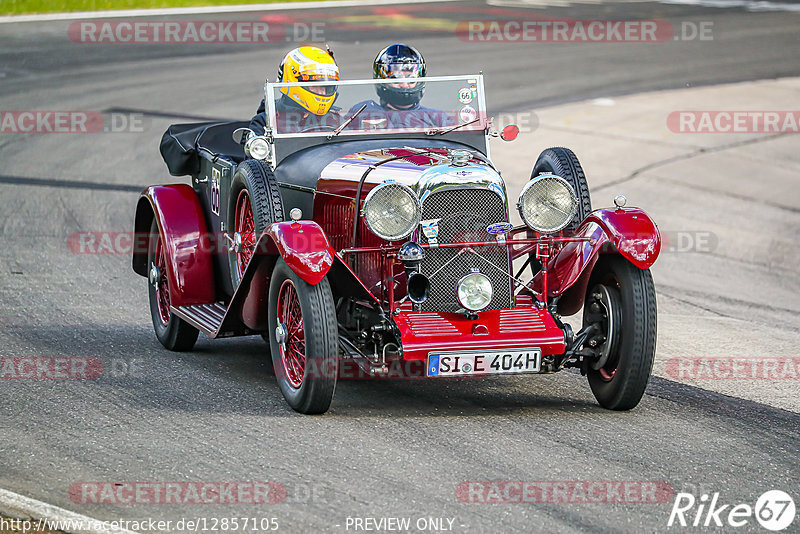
[316,147,505,202]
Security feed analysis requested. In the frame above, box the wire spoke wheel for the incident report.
[154,233,170,327]
[146,219,198,351]
[227,160,284,292]
[268,259,337,414]
[234,189,256,277]
[277,279,306,389]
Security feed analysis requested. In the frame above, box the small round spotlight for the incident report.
[245,136,270,160]
[456,272,493,312]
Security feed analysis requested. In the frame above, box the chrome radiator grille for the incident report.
[419,189,512,313]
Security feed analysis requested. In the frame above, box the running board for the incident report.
[171,303,256,338]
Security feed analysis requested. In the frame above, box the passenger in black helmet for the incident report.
[348,44,453,130]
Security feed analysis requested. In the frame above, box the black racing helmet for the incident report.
[373,44,426,108]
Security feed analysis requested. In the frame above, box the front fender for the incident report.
[226,220,335,331]
[264,221,334,285]
[534,207,660,315]
[132,185,215,307]
[586,207,661,269]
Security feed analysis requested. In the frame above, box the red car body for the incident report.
[133,75,661,413]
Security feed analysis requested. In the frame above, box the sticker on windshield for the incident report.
[459,106,477,123]
[457,87,475,105]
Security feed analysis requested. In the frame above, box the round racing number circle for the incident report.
[755,490,796,531]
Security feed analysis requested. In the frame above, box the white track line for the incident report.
[0,488,139,534]
[0,0,462,24]
[488,0,800,11]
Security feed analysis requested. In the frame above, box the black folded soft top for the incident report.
[159,121,247,176]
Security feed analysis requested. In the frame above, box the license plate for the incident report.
[427,349,541,377]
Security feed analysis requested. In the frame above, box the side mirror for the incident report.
[232,127,254,144]
[500,124,519,141]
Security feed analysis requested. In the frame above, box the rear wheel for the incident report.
[147,219,199,351]
[582,256,656,410]
[268,259,338,414]
[227,160,284,288]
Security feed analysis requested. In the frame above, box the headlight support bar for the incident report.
[337,230,593,311]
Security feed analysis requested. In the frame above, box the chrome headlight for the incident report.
[456,272,493,312]
[362,182,421,241]
[517,174,578,233]
[245,136,270,161]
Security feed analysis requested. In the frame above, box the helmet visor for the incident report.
[379,63,422,85]
[298,67,339,97]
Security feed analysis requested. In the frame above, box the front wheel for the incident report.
[147,219,199,351]
[582,256,656,410]
[268,259,338,414]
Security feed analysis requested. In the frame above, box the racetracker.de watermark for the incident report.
[67,229,715,255]
[665,357,800,380]
[494,111,538,133]
[661,231,718,253]
[667,111,800,133]
[1,517,280,533]
[456,481,674,503]
[0,111,145,134]
[0,357,103,379]
[69,482,286,505]
[68,231,334,255]
[68,21,325,43]
[456,19,712,42]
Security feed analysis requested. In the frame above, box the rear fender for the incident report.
[132,185,215,307]
[535,207,661,315]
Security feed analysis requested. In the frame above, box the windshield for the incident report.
[265,75,487,137]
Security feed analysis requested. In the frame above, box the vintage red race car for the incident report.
[132,75,660,414]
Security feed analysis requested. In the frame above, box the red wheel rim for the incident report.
[154,233,170,326]
[234,189,256,277]
[277,279,305,389]
[599,367,617,381]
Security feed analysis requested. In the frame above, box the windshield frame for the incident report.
[263,74,488,139]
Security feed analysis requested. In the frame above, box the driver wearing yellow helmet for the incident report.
[247,46,341,135]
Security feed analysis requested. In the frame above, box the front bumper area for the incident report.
[394,305,567,362]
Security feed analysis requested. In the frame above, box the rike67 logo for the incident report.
[668,490,795,531]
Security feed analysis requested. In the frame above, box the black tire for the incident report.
[531,147,592,234]
[227,160,284,288]
[268,259,338,414]
[147,219,199,351]
[582,256,657,410]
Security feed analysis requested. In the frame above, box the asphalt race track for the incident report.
[1,0,799,532]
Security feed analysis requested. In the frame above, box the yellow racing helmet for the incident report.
[278,46,339,116]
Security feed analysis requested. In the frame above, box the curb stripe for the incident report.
[0,488,140,534]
